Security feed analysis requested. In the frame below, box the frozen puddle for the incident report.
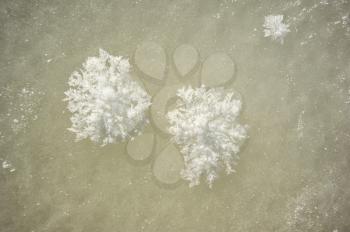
[2,1,350,231]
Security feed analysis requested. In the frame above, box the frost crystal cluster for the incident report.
[64,49,151,145]
[167,86,247,187]
[263,15,290,44]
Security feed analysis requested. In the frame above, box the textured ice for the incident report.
[263,15,290,44]
[64,49,151,145]
[0,87,44,135]
[167,86,247,187]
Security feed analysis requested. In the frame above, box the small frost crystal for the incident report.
[167,86,247,188]
[64,49,151,145]
[263,15,290,44]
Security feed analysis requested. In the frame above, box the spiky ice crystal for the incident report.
[263,15,290,44]
[167,86,247,188]
[64,49,151,145]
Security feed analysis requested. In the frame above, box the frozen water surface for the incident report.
[0,0,350,231]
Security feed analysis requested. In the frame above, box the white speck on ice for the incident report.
[2,160,16,172]
[297,110,305,139]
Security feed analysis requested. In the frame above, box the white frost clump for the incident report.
[167,86,247,188]
[2,160,16,172]
[263,15,290,44]
[64,49,151,145]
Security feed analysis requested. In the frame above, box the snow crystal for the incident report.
[64,49,151,146]
[167,86,247,188]
[263,15,290,44]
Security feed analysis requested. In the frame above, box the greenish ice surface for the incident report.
[0,0,350,231]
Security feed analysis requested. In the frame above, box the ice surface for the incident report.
[201,53,235,87]
[127,133,154,161]
[152,143,184,185]
[173,44,199,77]
[135,42,166,81]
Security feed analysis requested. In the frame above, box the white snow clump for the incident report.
[64,49,151,145]
[263,15,290,44]
[167,86,247,188]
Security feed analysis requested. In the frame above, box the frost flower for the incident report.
[263,15,290,44]
[167,86,247,188]
[64,49,151,145]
